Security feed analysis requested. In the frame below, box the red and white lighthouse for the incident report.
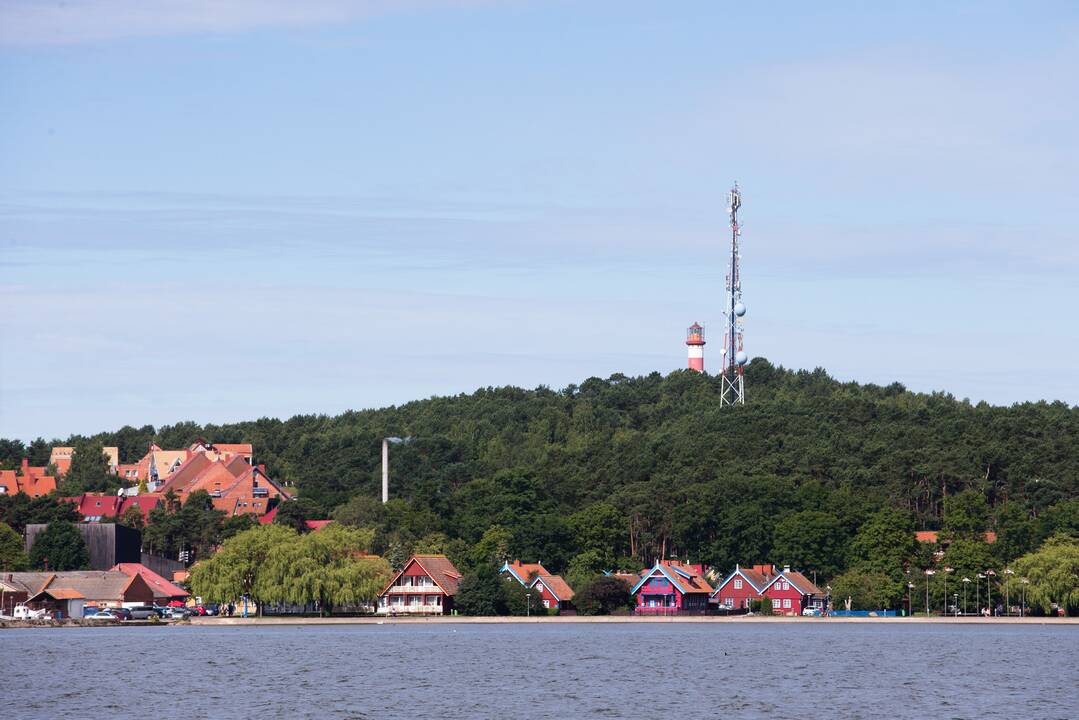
[686,323,705,372]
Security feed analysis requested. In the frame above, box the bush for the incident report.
[575,575,632,616]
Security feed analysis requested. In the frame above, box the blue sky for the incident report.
[1,0,1077,440]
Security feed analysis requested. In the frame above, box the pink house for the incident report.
[631,560,713,614]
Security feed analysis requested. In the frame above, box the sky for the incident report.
[1,0,1077,440]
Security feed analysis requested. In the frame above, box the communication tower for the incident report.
[720,183,747,406]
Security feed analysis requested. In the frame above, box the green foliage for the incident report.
[256,525,390,615]
[189,524,297,610]
[772,511,847,578]
[0,493,80,534]
[502,578,538,616]
[847,508,917,579]
[750,597,773,615]
[28,520,89,571]
[574,575,632,615]
[468,526,513,570]
[942,490,990,540]
[455,562,508,616]
[143,489,226,562]
[4,362,1078,584]
[58,441,115,495]
[120,505,145,532]
[1008,534,1079,615]
[830,569,902,610]
[273,498,320,533]
[0,521,30,571]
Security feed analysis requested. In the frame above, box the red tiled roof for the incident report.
[916,531,997,544]
[381,555,463,597]
[0,461,58,497]
[505,560,549,584]
[714,564,773,595]
[532,574,575,601]
[111,563,189,600]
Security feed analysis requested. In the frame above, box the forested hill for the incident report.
[3,358,1078,576]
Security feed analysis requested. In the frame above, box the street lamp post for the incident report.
[986,570,996,616]
[526,592,532,617]
[907,582,915,617]
[924,569,935,617]
[1003,569,1015,616]
[962,577,971,616]
[943,567,953,615]
[976,573,984,614]
[953,593,959,617]
[1021,578,1029,618]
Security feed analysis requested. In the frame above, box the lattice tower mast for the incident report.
[720,183,747,406]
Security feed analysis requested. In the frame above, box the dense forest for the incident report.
[3,359,1078,599]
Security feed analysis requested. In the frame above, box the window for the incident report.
[543,600,550,608]
[783,599,792,609]
[734,579,743,590]
[772,599,781,609]
[724,598,734,608]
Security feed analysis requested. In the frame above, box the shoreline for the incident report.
[4,615,1076,629]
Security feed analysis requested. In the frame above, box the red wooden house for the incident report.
[760,565,826,615]
[500,560,576,612]
[631,560,713,614]
[377,554,462,615]
[711,564,775,610]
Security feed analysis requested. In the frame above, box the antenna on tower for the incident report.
[720,182,746,406]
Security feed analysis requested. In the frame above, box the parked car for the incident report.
[82,605,102,617]
[127,605,163,620]
[87,610,119,622]
[802,607,822,617]
[106,607,133,621]
[165,607,192,620]
[195,603,220,616]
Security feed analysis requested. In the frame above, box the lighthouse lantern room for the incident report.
[686,322,705,372]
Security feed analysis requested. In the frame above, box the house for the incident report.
[377,554,462,615]
[712,564,775,610]
[63,493,163,523]
[528,573,575,612]
[0,459,58,498]
[501,560,548,586]
[760,565,826,615]
[631,560,713,614]
[111,563,189,604]
[4,570,155,618]
[500,560,575,612]
[158,457,289,517]
[49,446,119,476]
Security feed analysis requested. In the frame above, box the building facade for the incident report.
[377,555,462,616]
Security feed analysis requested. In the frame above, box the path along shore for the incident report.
[4,615,1077,629]
[192,614,1079,626]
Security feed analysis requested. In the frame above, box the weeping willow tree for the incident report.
[189,524,297,614]
[256,525,391,616]
[1007,534,1079,615]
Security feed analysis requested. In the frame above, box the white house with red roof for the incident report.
[377,554,463,615]
[631,560,713,614]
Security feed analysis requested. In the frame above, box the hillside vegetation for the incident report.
[3,359,1078,585]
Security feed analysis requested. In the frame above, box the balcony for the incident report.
[385,584,440,594]
[376,605,444,615]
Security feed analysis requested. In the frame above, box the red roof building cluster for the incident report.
[0,459,57,498]
[501,560,576,611]
[62,493,164,523]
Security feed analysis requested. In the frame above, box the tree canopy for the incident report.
[3,361,1077,586]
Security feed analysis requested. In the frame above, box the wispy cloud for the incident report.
[0,0,485,46]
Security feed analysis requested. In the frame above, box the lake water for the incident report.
[2,622,1076,719]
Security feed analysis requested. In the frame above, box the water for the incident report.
[2,622,1076,719]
